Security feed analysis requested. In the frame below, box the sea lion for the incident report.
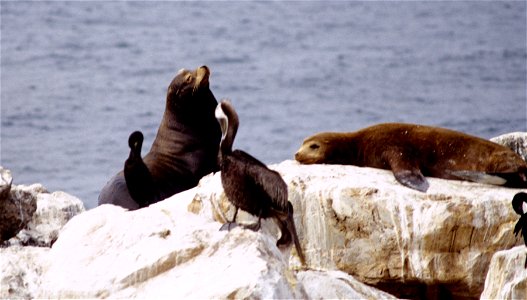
[295,123,527,192]
[216,100,306,265]
[98,66,221,210]
[124,131,158,208]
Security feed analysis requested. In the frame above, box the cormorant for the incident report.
[124,131,158,208]
[215,100,305,265]
[512,192,527,268]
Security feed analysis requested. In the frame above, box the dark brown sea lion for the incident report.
[295,123,527,192]
[98,66,221,210]
[216,100,306,265]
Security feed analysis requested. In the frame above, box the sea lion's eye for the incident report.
[185,74,193,83]
[309,143,320,150]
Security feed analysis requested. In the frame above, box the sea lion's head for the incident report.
[295,132,336,164]
[166,65,214,110]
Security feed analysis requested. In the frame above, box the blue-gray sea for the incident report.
[1,1,526,209]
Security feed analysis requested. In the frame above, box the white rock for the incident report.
[481,246,527,299]
[4,157,524,299]
[35,201,389,299]
[0,183,38,242]
[187,160,524,298]
[297,269,397,299]
[0,246,50,299]
[11,170,394,299]
[491,131,527,162]
[7,185,85,247]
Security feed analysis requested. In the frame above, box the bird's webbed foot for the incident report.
[219,222,239,231]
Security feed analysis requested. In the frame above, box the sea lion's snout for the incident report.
[195,65,210,87]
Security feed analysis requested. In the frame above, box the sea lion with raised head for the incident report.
[216,100,306,265]
[98,66,221,210]
[295,123,527,192]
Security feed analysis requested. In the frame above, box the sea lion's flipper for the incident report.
[448,170,507,185]
[383,149,429,192]
[393,169,429,193]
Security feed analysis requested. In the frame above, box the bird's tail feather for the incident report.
[276,202,306,266]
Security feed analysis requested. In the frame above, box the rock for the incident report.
[3,155,525,299]
[0,183,38,242]
[297,270,397,299]
[0,166,13,201]
[35,203,390,299]
[481,246,527,299]
[0,246,50,298]
[9,188,85,247]
[187,160,524,299]
[0,185,85,299]
[491,132,527,162]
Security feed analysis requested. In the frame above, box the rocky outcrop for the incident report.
[0,180,38,242]
[36,203,395,299]
[481,246,527,299]
[1,131,526,299]
[0,167,13,200]
[0,246,50,298]
[0,180,84,298]
[188,161,524,299]
[9,185,86,247]
[491,131,527,162]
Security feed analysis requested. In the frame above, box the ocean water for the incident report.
[1,1,526,209]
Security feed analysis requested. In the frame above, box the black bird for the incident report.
[512,192,527,268]
[215,100,306,265]
[124,131,158,208]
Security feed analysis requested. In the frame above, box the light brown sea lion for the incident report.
[98,66,221,209]
[295,123,527,192]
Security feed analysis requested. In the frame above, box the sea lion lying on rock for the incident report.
[98,66,221,210]
[295,123,527,192]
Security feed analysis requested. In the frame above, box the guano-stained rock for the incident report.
[0,183,38,242]
[481,246,527,299]
[186,160,524,299]
[491,132,527,162]
[36,202,391,299]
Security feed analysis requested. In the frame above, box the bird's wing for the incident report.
[233,150,289,211]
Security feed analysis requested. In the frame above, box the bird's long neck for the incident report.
[130,144,142,160]
[220,104,239,156]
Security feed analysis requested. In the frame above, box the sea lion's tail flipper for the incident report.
[276,202,306,266]
[448,170,507,186]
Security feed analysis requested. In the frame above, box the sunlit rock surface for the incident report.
[0,181,38,242]
[481,246,527,299]
[6,184,85,247]
[189,160,524,299]
[37,203,394,299]
[491,132,527,162]
[0,246,50,298]
[2,137,526,298]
